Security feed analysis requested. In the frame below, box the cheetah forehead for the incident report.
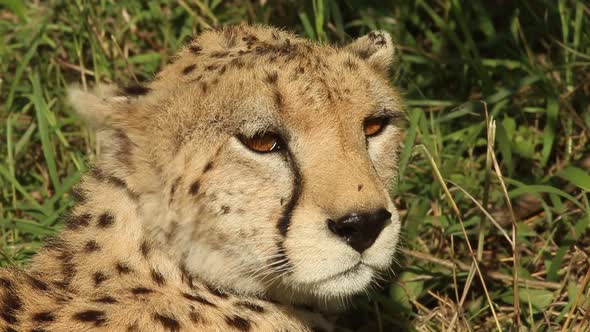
[67,25,399,153]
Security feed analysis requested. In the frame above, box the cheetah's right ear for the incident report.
[67,84,133,128]
[346,31,397,76]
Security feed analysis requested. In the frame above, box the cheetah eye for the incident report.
[238,132,283,153]
[363,116,389,137]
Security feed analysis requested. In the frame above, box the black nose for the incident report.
[327,208,391,253]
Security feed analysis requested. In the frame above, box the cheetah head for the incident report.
[70,25,404,308]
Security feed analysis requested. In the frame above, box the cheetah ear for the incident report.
[67,84,133,127]
[346,31,396,75]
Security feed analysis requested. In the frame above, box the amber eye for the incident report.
[239,132,283,153]
[363,117,389,137]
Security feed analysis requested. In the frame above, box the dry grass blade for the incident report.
[417,144,503,332]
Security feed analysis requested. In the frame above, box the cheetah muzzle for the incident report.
[1,25,405,332]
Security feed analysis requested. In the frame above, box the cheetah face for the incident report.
[73,26,404,307]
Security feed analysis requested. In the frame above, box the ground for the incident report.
[1,1,589,331]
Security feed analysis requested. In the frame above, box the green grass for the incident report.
[1,0,589,330]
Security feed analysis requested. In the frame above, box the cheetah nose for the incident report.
[327,208,391,253]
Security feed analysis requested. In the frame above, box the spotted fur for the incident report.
[0,25,404,331]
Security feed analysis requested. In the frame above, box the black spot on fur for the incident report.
[189,180,200,195]
[166,221,179,243]
[114,129,134,167]
[189,309,201,323]
[32,311,55,322]
[71,186,87,203]
[0,277,12,289]
[182,64,197,75]
[73,310,106,326]
[116,262,132,274]
[206,285,229,298]
[65,213,91,230]
[200,82,208,93]
[5,328,17,332]
[225,315,251,331]
[218,65,227,75]
[235,301,265,313]
[131,287,153,295]
[121,84,151,96]
[229,58,245,69]
[169,177,181,204]
[204,64,218,71]
[93,296,118,304]
[27,275,49,291]
[140,240,152,258]
[150,269,166,286]
[182,292,215,307]
[90,168,140,201]
[273,89,284,109]
[368,31,387,46]
[97,212,115,228]
[265,71,278,84]
[84,240,101,253]
[93,272,108,286]
[357,184,364,191]
[210,50,230,58]
[220,205,230,215]
[153,313,180,332]
[344,58,359,70]
[31,328,47,332]
[203,162,214,173]
[189,44,202,54]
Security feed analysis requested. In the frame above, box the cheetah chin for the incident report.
[1,24,404,331]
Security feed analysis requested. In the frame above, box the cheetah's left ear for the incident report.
[346,31,396,75]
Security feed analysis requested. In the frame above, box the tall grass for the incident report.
[1,1,589,330]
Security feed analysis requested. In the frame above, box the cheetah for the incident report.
[0,25,405,331]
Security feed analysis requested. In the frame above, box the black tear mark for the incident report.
[153,313,180,332]
[225,315,251,331]
[277,150,303,236]
[73,310,106,326]
[97,212,115,228]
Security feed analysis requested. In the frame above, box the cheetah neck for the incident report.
[26,169,184,293]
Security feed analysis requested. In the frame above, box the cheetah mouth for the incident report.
[302,262,376,286]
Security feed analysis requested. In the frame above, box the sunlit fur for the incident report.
[74,25,404,307]
[0,25,404,331]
